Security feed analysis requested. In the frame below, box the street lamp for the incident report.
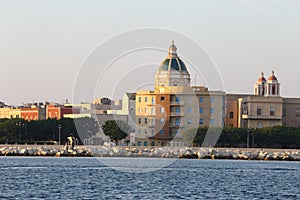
[16,121,23,144]
[58,125,62,145]
[246,128,250,148]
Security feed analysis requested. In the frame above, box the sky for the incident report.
[1,0,300,105]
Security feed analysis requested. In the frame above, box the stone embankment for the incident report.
[0,145,300,161]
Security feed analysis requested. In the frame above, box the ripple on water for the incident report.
[0,157,299,199]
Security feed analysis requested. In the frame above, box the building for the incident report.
[46,105,80,119]
[226,71,300,128]
[0,107,21,119]
[135,41,225,146]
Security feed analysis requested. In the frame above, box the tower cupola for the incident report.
[155,41,191,88]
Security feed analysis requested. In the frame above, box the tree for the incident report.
[101,120,129,145]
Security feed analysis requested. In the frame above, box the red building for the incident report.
[46,105,80,119]
[20,107,46,121]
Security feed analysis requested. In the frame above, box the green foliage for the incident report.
[101,120,129,145]
[191,126,300,148]
[0,117,99,144]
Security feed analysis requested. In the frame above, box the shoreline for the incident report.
[0,145,300,161]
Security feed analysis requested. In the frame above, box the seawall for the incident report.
[1,145,300,161]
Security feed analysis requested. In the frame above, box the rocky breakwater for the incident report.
[0,145,300,161]
[191,148,300,161]
[0,146,91,157]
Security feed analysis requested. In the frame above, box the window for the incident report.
[296,108,300,117]
[199,119,204,124]
[151,129,155,136]
[176,97,180,103]
[144,141,148,146]
[145,97,148,102]
[145,118,148,124]
[175,107,180,113]
[138,118,141,124]
[175,118,180,126]
[187,119,192,124]
[138,97,142,102]
[138,129,141,134]
[199,97,204,103]
[145,108,148,113]
[187,107,192,113]
[160,107,165,113]
[210,108,214,114]
[229,112,234,119]
[150,119,155,126]
[144,129,148,134]
[210,97,215,103]
[199,107,204,114]
[270,106,275,116]
[257,107,262,115]
[160,96,165,101]
[188,96,192,103]
[151,97,155,104]
[151,107,155,115]
[151,141,155,146]
[138,108,142,113]
[159,129,164,135]
[160,118,165,123]
[210,119,214,125]
[137,141,141,146]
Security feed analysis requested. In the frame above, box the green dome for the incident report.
[159,57,188,72]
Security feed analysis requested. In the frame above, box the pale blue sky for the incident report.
[1,0,300,105]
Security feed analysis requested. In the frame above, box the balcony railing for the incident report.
[170,101,184,106]
[146,102,156,106]
[170,124,184,128]
[242,114,282,120]
[148,123,156,128]
[147,113,156,117]
[170,112,184,117]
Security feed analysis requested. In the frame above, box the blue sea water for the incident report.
[0,157,299,199]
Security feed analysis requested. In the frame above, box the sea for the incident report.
[0,157,299,199]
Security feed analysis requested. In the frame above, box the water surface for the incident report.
[0,157,299,199]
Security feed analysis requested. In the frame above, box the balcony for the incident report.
[242,114,282,120]
[170,124,184,128]
[148,123,156,128]
[147,113,156,117]
[146,102,156,106]
[170,112,184,117]
[170,101,184,106]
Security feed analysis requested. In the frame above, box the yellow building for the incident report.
[0,107,21,119]
[135,41,225,146]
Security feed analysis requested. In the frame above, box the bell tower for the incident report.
[266,71,280,96]
[254,72,267,95]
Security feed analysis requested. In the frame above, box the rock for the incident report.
[289,153,300,161]
[55,152,61,157]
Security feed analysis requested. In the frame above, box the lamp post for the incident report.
[246,128,250,148]
[16,121,23,144]
[58,125,62,146]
